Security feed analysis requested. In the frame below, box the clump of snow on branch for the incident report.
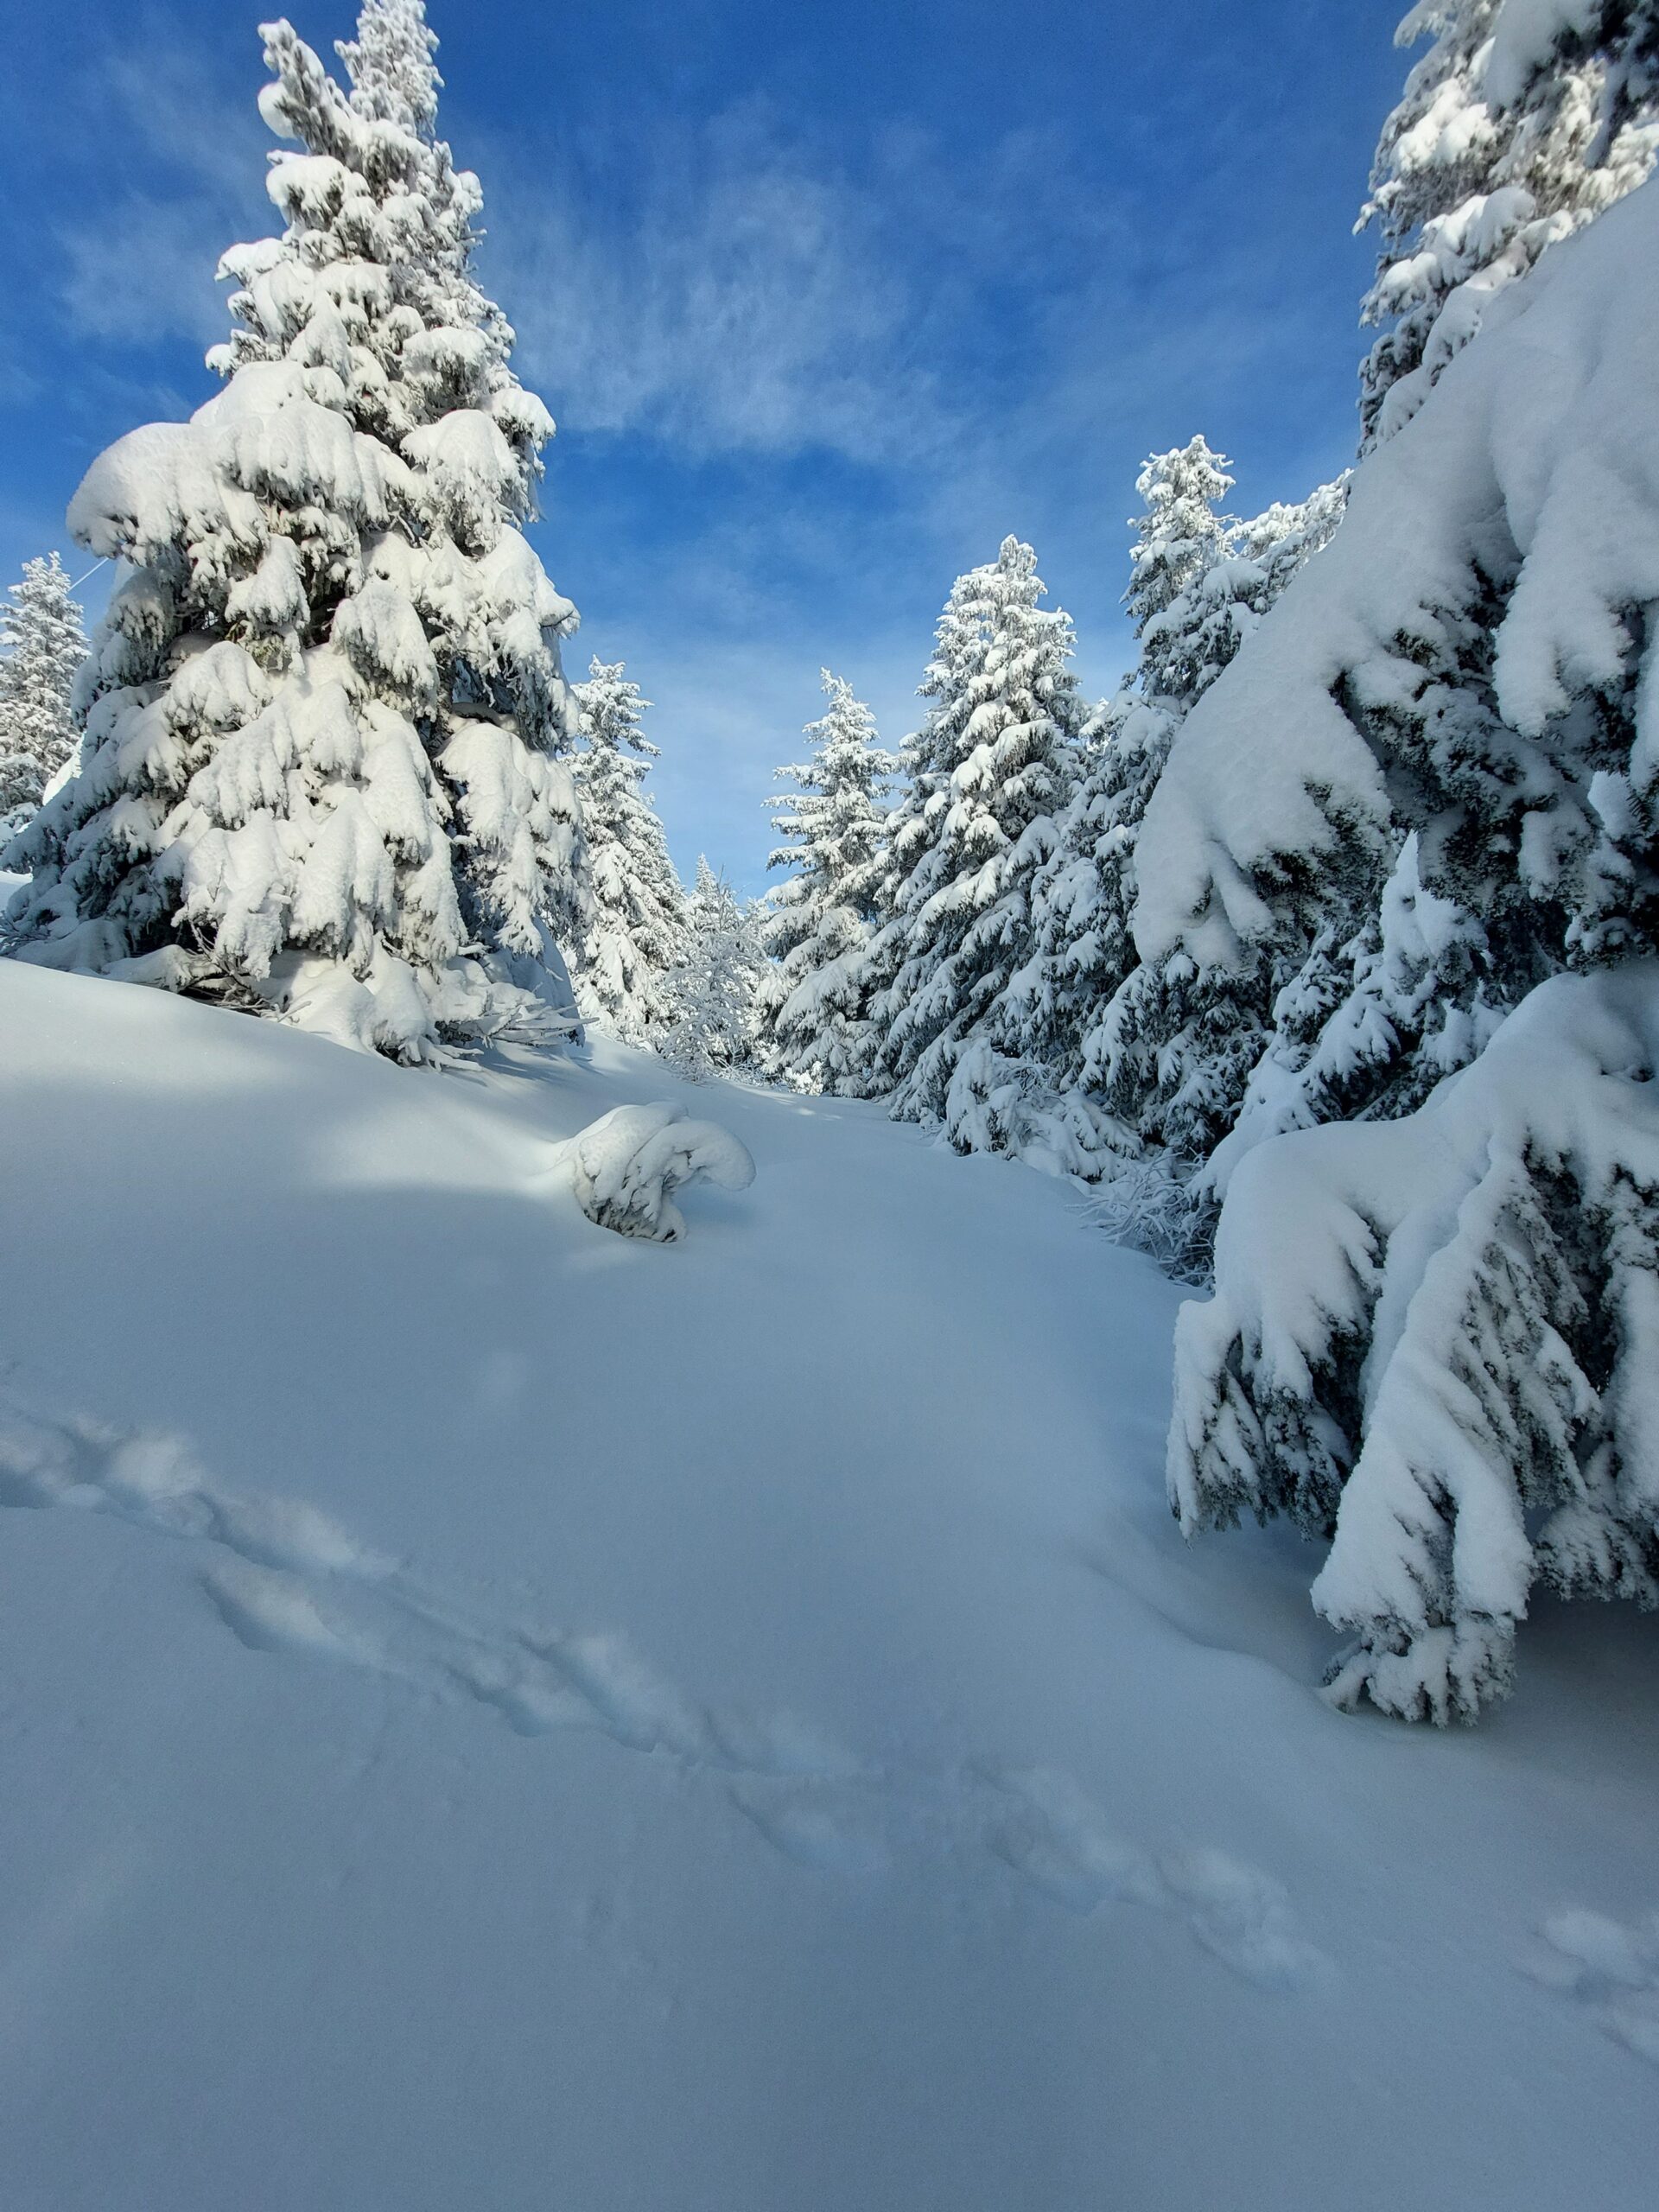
[566,1101,755,1243]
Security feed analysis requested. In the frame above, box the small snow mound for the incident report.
[567,1102,755,1243]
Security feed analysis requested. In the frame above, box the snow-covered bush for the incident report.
[1136,179,1659,1192]
[1358,0,1659,448]
[0,555,86,832]
[662,858,768,1079]
[569,658,687,1040]
[757,670,894,1095]
[1081,1155,1212,1286]
[864,537,1086,1130]
[3,1,585,1063]
[1170,964,1659,1722]
[566,1101,754,1243]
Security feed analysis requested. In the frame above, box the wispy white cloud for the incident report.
[54,26,270,353]
[486,102,963,466]
[60,200,236,348]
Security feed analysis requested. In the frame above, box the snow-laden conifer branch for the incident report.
[1357,0,1659,448]
[1172,964,1659,1721]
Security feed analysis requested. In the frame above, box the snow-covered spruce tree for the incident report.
[0,555,87,831]
[2,3,585,1061]
[1357,0,1659,449]
[756,670,895,1094]
[1163,184,1659,1718]
[662,858,768,1079]
[1022,446,1241,1118]
[861,537,1087,1146]
[1122,438,1233,709]
[1025,458,1348,1173]
[569,658,687,1040]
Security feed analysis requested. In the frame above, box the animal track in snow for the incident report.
[1522,1907,1659,2065]
[0,1389,857,1795]
[1,1387,1327,1982]
[979,1763,1160,1914]
[728,1776,892,1876]
[1157,1845,1332,1991]
[0,1396,392,1582]
[975,1764,1332,1991]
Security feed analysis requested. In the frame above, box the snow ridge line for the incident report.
[0,1387,1331,1992]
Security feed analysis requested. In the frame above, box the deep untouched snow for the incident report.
[2,963,1658,2210]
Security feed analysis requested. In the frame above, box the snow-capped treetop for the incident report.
[336,0,442,137]
[766,671,893,917]
[575,656,658,769]
[3,1,583,1063]
[1125,447,1351,717]
[1125,439,1233,708]
[569,657,687,1040]
[0,554,86,823]
[212,4,534,459]
[1357,0,1659,448]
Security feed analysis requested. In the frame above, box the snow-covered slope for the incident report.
[2,963,1656,2209]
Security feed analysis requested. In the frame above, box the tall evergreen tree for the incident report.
[1357,0,1659,449]
[757,670,894,1094]
[569,658,687,1041]
[1124,439,1233,710]
[1014,457,1347,1172]
[663,858,768,1079]
[865,537,1085,1127]
[1039,444,1256,1136]
[0,554,86,830]
[3,2,584,1062]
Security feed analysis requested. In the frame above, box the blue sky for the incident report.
[0,0,1406,893]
